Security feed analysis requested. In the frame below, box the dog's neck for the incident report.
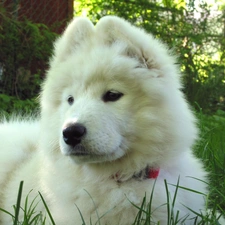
[112,166,160,182]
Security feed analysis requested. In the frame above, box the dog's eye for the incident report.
[67,95,74,105]
[102,91,123,102]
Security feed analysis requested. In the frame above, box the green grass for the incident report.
[0,181,55,225]
[0,180,224,225]
[0,110,225,224]
[194,110,225,213]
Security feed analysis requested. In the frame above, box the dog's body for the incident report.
[0,16,213,224]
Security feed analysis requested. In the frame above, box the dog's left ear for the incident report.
[51,17,94,65]
[95,16,172,71]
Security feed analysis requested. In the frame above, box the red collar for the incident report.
[112,167,160,182]
[146,168,160,179]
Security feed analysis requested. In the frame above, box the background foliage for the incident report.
[0,5,57,112]
[1,0,225,114]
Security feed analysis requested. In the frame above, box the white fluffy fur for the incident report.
[0,16,221,224]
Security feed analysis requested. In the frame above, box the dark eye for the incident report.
[102,91,123,102]
[67,95,74,105]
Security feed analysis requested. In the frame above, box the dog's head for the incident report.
[40,16,197,166]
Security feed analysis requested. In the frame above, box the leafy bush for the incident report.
[0,5,57,100]
[0,94,38,114]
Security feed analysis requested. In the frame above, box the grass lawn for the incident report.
[194,110,225,214]
[0,110,225,224]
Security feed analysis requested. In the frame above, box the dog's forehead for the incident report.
[69,45,137,86]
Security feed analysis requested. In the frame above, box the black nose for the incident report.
[63,123,86,147]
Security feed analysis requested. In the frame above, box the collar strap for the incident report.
[133,166,160,180]
[112,166,160,182]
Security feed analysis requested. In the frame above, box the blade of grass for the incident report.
[74,203,86,225]
[164,180,171,225]
[83,189,101,225]
[39,192,55,225]
[13,180,24,225]
[0,207,15,218]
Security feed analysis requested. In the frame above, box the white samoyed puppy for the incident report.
[0,16,223,225]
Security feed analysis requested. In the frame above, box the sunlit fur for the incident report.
[0,16,214,224]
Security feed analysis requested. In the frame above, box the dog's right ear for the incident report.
[95,16,175,75]
[51,17,94,64]
[95,16,162,71]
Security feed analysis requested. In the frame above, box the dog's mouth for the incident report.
[62,142,126,163]
[67,144,90,156]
